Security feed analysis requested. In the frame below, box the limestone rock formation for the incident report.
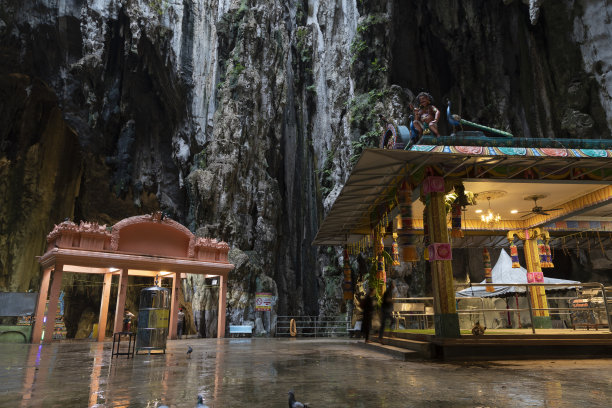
[1,1,611,335]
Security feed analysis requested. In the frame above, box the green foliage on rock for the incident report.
[348,89,389,164]
[296,27,313,63]
[148,0,168,15]
[316,149,336,198]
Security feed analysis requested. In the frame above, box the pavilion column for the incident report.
[424,176,460,338]
[520,229,552,329]
[218,274,227,338]
[97,273,113,341]
[43,264,64,344]
[168,272,181,340]
[31,267,52,343]
[113,268,129,334]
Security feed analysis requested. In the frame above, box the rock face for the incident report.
[1,1,611,334]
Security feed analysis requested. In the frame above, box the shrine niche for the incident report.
[34,212,233,344]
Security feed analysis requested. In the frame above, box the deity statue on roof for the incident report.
[410,92,441,137]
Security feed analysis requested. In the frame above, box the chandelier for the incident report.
[481,197,501,224]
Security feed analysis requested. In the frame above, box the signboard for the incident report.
[0,293,38,316]
[148,309,170,328]
[255,293,273,311]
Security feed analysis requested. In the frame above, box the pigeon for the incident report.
[187,345,193,358]
[288,390,308,408]
[196,395,209,408]
[472,321,486,336]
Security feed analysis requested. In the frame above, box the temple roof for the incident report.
[313,147,612,246]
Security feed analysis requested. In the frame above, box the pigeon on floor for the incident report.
[196,395,209,408]
[288,390,308,408]
[472,321,486,336]
[187,345,193,358]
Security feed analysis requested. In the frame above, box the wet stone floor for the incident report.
[0,338,611,407]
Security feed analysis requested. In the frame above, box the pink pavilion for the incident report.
[33,212,234,343]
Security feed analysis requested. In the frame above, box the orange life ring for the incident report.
[289,318,297,337]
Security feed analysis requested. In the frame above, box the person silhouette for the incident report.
[379,282,395,341]
[359,288,374,342]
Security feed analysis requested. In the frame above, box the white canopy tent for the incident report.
[456,249,579,298]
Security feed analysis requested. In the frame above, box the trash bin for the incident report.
[135,286,170,354]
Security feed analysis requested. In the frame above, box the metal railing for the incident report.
[451,282,611,334]
[275,316,350,337]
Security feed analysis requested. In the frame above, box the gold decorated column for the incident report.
[507,228,552,329]
[423,176,460,338]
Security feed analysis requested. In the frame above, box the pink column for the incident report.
[217,274,227,338]
[43,264,64,344]
[168,273,181,340]
[97,273,113,341]
[113,268,129,333]
[31,267,52,343]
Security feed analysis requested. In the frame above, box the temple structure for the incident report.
[315,137,612,338]
[33,212,233,343]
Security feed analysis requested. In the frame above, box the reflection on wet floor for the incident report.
[0,338,611,407]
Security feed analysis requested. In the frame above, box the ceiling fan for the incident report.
[519,194,562,217]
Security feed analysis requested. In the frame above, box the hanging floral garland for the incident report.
[509,241,521,268]
[483,248,494,292]
[342,248,353,300]
[398,180,418,261]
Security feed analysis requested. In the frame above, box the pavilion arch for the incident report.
[33,212,234,343]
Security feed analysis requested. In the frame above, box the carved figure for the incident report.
[411,92,440,137]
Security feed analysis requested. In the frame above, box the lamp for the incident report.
[481,197,501,224]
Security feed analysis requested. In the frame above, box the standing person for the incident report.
[359,288,374,343]
[379,282,395,341]
[123,310,135,332]
[177,307,185,339]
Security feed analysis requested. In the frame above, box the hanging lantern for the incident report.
[483,248,494,292]
[342,248,353,300]
[509,242,521,268]
[392,233,400,266]
[398,180,418,262]
[450,201,463,238]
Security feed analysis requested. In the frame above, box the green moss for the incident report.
[148,0,168,15]
[296,27,312,63]
[193,150,207,169]
[350,39,367,64]
[316,149,335,198]
[370,57,387,73]
[348,89,389,164]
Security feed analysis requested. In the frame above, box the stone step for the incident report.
[354,340,421,361]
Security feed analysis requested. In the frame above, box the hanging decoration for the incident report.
[392,232,400,265]
[483,248,494,292]
[375,228,386,295]
[342,248,353,300]
[398,180,418,262]
[509,241,521,268]
[423,206,430,261]
[542,236,554,268]
[537,237,547,267]
[450,201,463,238]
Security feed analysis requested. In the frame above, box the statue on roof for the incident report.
[410,92,441,137]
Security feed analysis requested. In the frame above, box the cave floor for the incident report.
[1,338,611,407]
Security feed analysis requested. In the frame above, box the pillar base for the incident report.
[434,313,461,338]
[532,316,552,329]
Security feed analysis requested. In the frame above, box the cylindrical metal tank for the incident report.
[135,286,170,353]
